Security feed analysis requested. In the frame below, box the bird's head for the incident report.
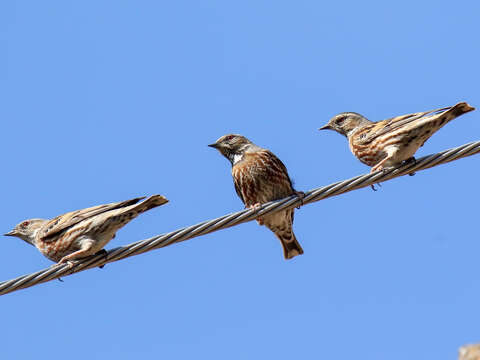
[319,112,371,138]
[4,219,46,246]
[208,134,255,164]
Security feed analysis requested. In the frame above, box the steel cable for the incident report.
[1,140,479,296]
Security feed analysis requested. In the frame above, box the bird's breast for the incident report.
[232,151,293,205]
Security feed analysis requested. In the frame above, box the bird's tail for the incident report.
[133,194,169,213]
[434,102,475,127]
[274,229,304,260]
[105,194,168,234]
[263,210,303,260]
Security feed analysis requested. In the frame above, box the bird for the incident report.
[459,344,480,360]
[209,134,304,260]
[5,195,168,266]
[319,102,475,173]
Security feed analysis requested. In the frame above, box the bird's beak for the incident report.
[318,124,332,131]
[208,143,219,149]
[4,230,17,237]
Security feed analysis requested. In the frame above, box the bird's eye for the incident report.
[21,221,30,227]
[335,117,345,125]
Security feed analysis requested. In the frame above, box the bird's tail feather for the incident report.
[133,194,169,213]
[436,102,475,126]
[275,231,304,260]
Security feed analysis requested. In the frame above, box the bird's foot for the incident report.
[295,191,305,209]
[249,203,262,210]
[404,156,416,165]
[56,258,75,269]
[370,165,383,173]
[370,163,385,190]
[56,258,76,275]
[249,203,263,225]
[94,249,108,269]
[403,157,417,176]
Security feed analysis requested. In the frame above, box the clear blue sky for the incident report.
[1,1,479,359]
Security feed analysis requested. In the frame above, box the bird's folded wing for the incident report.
[357,105,452,145]
[233,175,246,204]
[39,197,146,242]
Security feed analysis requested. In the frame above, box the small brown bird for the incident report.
[5,195,168,265]
[209,134,303,260]
[319,102,475,173]
[459,344,480,360]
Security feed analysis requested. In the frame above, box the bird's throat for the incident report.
[228,152,244,165]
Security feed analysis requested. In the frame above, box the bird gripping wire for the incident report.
[0,140,479,296]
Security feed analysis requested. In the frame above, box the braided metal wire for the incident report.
[1,140,479,296]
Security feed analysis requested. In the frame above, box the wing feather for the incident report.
[39,197,145,242]
[357,106,452,145]
[232,171,246,204]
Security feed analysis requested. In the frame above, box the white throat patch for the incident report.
[232,153,244,164]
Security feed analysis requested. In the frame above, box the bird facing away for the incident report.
[5,195,168,265]
[319,102,475,173]
[209,134,303,260]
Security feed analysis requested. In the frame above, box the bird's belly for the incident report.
[384,130,427,165]
[87,233,115,254]
[36,233,114,263]
[262,209,293,232]
[246,187,274,205]
[234,162,292,206]
[389,141,420,163]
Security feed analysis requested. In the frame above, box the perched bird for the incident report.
[459,344,480,360]
[319,102,475,173]
[5,195,168,265]
[209,134,303,259]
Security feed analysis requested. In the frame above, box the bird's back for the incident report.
[349,102,475,167]
[38,197,146,242]
[34,195,168,262]
[356,102,474,146]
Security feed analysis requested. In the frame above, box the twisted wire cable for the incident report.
[1,140,479,296]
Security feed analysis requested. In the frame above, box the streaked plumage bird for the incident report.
[209,134,303,259]
[319,102,475,173]
[459,344,480,360]
[5,195,168,265]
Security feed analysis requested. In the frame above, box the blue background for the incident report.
[2,1,479,359]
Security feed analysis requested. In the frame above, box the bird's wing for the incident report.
[357,105,452,145]
[233,175,246,204]
[262,150,294,190]
[246,150,294,193]
[39,197,146,242]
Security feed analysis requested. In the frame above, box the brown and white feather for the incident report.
[210,134,303,259]
[5,195,168,264]
[321,102,475,172]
